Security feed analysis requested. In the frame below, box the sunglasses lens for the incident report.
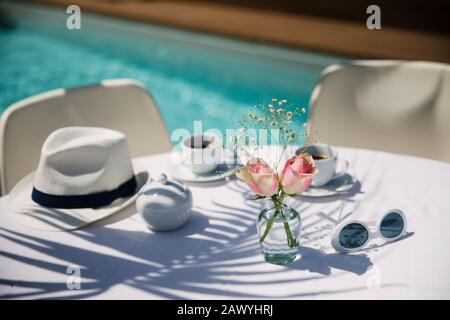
[380,211,404,238]
[339,223,369,249]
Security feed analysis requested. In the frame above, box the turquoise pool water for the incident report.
[0,2,347,137]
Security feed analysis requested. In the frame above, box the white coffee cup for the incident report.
[181,134,222,175]
[300,143,349,187]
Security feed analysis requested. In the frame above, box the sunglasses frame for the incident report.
[331,209,407,253]
[375,209,407,242]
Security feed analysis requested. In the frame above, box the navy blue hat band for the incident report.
[31,176,137,209]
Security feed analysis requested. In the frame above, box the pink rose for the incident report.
[281,153,317,195]
[236,158,279,197]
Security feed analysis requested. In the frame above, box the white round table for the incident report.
[1,147,450,299]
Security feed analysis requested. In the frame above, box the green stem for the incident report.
[259,194,299,248]
[259,210,278,244]
[279,208,299,248]
[259,196,280,243]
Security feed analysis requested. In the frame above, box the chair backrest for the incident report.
[309,60,450,162]
[0,79,171,195]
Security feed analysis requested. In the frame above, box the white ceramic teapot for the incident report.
[136,174,193,231]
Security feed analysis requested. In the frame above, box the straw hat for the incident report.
[7,127,150,231]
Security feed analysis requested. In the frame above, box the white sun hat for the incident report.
[7,127,150,231]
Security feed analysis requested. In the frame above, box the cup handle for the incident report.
[334,158,349,179]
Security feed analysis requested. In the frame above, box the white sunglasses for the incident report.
[318,207,407,253]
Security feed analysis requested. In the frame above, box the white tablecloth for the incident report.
[1,147,450,299]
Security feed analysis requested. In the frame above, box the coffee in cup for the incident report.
[181,134,222,175]
[299,143,348,187]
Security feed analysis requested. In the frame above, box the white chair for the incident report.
[309,60,450,162]
[0,79,171,195]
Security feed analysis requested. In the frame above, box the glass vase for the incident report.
[257,204,301,265]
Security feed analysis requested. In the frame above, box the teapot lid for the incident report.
[138,174,192,211]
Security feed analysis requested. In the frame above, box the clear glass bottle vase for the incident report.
[257,204,301,265]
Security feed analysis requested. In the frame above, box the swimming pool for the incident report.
[0,1,347,138]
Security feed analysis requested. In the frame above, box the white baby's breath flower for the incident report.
[301,107,306,114]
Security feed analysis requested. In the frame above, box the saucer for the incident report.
[167,151,240,183]
[300,173,358,198]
